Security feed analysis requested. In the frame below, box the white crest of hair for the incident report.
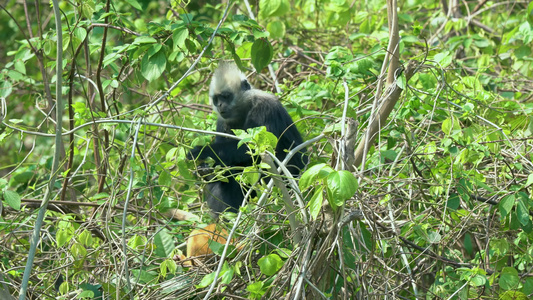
[209,62,250,98]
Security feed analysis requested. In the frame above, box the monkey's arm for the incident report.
[187,139,252,166]
[245,99,295,138]
[245,99,307,173]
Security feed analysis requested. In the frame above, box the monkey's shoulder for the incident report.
[246,90,286,113]
[245,89,279,103]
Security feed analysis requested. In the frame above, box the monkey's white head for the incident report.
[209,62,253,123]
[209,62,249,98]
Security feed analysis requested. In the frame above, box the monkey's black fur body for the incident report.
[188,63,306,215]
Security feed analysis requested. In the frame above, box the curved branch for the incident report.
[353,0,416,169]
[18,0,64,298]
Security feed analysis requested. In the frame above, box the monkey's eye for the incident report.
[218,92,232,102]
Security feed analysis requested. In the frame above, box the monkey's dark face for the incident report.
[212,90,238,120]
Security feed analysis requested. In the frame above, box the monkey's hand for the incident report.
[196,164,214,178]
[188,147,215,178]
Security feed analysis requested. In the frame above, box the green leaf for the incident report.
[0,80,13,97]
[519,22,533,44]
[77,290,95,298]
[447,193,460,210]
[0,179,7,189]
[259,0,289,18]
[500,291,528,300]
[218,263,234,285]
[3,190,21,210]
[469,274,486,287]
[241,166,261,185]
[70,242,87,258]
[499,194,515,218]
[14,60,26,75]
[462,76,483,91]
[7,70,23,80]
[525,173,533,187]
[258,253,283,276]
[134,19,147,31]
[158,171,172,187]
[130,269,157,284]
[528,2,533,23]
[128,235,148,250]
[499,267,519,290]
[252,127,277,152]
[231,49,244,70]
[299,163,334,191]
[196,271,216,288]
[125,0,142,10]
[247,281,266,298]
[80,0,95,19]
[73,27,87,44]
[442,116,460,135]
[141,48,167,82]
[433,51,452,68]
[463,233,473,256]
[326,170,357,208]
[413,225,428,240]
[185,39,197,53]
[110,79,119,88]
[251,38,273,72]
[172,28,188,50]
[357,223,372,253]
[325,46,353,63]
[133,36,157,45]
[396,73,406,89]
[79,283,101,299]
[78,230,93,247]
[490,238,509,256]
[516,197,530,226]
[359,19,370,34]
[90,193,110,203]
[236,42,253,59]
[457,178,472,203]
[266,21,286,39]
[102,52,122,68]
[204,239,224,256]
[381,149,397,162]
[260,0,281,18]
[56,228,71,247]
[521,219,533,233]
[159,259,168,277]
[510,211,521,230]
[274,248,292,258]
[154,228,176,258]
[146,44,162,57]
[253,28,270,39]
[427,231,441,244]
[247,281,263,292]
[308,186,324,220]
[524,277,533,295]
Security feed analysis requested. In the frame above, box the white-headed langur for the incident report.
[187,62,307,216]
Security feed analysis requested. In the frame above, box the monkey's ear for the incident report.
[241,80,251,91]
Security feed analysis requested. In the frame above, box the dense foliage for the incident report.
[1,0,533,299]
